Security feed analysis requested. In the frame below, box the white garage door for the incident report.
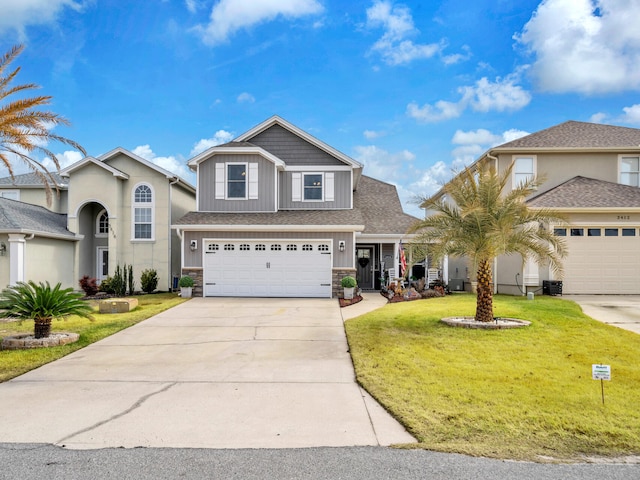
[203,239,333,297]
[560,226,640,294]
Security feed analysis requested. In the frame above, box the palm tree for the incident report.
[0,281,94,339]
[409,159,567,322]
[0,44,86,205]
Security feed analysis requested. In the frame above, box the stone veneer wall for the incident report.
[332,268,357,298]
[181,268,203,297]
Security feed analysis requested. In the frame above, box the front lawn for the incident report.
[0,293,188,382]
[345,293,640,462]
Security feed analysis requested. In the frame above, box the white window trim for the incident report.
[303,172,324,202]
[291,172,336,203]
[95,209,108,238]
[0,189,20,201]
[226,162,248,200]
[512,155,537,189]
[131,182,155,242]
[618,154,640,187]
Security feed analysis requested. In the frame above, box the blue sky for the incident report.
[2,0,640,217]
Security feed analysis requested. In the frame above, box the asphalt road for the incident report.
[1,444,638,480]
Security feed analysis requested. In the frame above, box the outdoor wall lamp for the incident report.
[338,240,345,252]
[190,240,198,251]
[0,242,6,256]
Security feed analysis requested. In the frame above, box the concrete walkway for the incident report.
[0,296,414,449]
[565,295,640,335]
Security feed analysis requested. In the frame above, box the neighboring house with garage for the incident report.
[434,120,640,295]
[173,115,419,298]
[0,148,196,291]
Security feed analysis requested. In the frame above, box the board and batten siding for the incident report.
[279,170,351,209]
[248,125,345,166]
[182,231,354,268]
[198,154,276,212]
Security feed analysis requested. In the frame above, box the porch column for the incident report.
[8,234,26,285]
[443,255,449,284]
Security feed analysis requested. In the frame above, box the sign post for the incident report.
[592,364,611,405]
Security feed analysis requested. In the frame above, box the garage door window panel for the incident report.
[588,228,601,237]
[605,228,618,237]
[622,228,636,236]
[571,228,584,236]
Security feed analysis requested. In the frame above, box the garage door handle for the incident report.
[206,283,216,285]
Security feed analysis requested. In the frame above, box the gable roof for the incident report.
[235,115,363,170]
[60,156,129,179]
[527,176,640,209]
[187,143,287,169]
[0,172,67,188]
[0,198,79,239]
[496,121,640,150]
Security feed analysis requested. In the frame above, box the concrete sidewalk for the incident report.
[0,296,414,449]
[565,295,640,335]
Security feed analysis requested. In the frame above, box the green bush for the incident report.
[111,264,126,296]
[140,269,158,293]
[99,276,115,294]
[341,276,357,288]
[178,275,194,288]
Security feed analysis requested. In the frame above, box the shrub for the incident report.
[111,264,126,296]
[99,276,115,294]
[127,264,135,294]
[341,276,357,288]
[178,275,194,288]
[79,275,99,296]
[140,269,158,293]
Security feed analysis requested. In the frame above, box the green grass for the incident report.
[0,293,188,382]
[345,294,640,462]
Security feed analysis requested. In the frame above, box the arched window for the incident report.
[96,209,109,236]
[132,183,154,240]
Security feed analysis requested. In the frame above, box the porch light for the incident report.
[338,240,345,252]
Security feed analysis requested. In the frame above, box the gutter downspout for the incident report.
[169,178,179,291]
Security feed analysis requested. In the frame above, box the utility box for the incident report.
[449,278,464,292]
[543,280,563,296]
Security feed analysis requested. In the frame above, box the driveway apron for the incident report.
[0,297,414,449]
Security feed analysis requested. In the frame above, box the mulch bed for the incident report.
[339,295,363,308]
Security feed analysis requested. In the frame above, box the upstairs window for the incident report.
[227,164,247,199]
[513,156,536,187]
[132,183,154,240]
[304,174,323,200]
[291,172,335,202]
[96,210,109,236]
[620,156,639,186]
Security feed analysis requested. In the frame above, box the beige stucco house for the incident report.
[0,148,196,291]
[431,120,640,295]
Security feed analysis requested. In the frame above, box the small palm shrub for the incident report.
[140,269,158,293]
[0,281,94,338]
[79,275,99,296]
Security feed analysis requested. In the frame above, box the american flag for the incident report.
[399,240,407,277]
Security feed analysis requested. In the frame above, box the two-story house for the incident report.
[436,120,640,295]
[0,149,196,291]
[173,116,418,297]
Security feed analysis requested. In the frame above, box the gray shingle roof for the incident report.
[174,175,420,235]
[0,172,66,187]
[0,198,76,238]
[527,176,640,208]
[496,121,640,149]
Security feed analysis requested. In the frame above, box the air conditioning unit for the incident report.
[543,280,563,296]
[449,278,464,291]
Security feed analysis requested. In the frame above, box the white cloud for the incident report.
[366,0,443,65]
[450,127,529,167]
[0,0,83,39]
[407,74,531,123]
[442,45,472,65]
[195,0,323,46]
[190,130,235,156]
[353,145,415,184]
[132,145,191,180]
[237,92,255,103]
[185,0,198,14]
[39,149,84,172]
[363,129,386,140]
[451,128,502,146]
[619,104,640,125]
[516,0,640,94]
[590,112,608,123]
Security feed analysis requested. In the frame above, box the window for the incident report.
[318,244,329,252]
[622,228,636,237]
[304,174,323,200]
[239,244,250,251]
[286,244,297,251]
[620,156,640,186]
[224,244,235,251]
[302,244,313,251]
[513,156,536,187]
[605,228,618,237]
[271,244,282,251]
[208,244,219,251]
[227,164,247,199]
[132,184,153,240]
[554,228,567,236]
[588,228,601,237]
[570,228,584,236]
[0,190,19,200]
[255,244,266,251]
[96,210,109,236]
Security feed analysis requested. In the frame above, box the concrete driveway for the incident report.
[0,296,413,449]
[564,295,640,334]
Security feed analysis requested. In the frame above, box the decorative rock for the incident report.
[440,316,531,329]
[1,332,80,350]
[99,298,139,314]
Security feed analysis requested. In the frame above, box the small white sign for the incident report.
[592,364,611,381]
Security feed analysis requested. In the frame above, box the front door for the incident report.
[97,247,109,282]
[356,247,374,289]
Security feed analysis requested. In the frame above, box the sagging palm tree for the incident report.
[0,44,85,205]
[0,281,94,339]
[409,159,566,322]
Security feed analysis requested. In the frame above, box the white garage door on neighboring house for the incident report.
[557,226,640,294]
[203,239,333,297]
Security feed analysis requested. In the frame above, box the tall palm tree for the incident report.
[0,44,85,205]
[409,159,567,322]
[0,281,94,339]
